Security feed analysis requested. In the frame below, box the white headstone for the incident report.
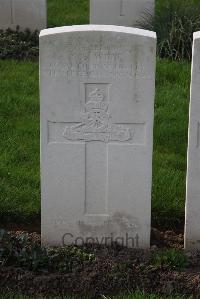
[185,32,200,250]
[0,0,47,32]
[90,0,154,27]
[40,25,156,248]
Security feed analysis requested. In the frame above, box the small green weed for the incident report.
[0,229,95,272]
[151,249,188,269]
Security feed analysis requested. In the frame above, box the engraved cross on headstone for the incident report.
[49,85,138,216]
[63,86,132,215]
[120,0,126,16]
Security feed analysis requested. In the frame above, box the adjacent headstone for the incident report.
[90,0,154,27]
[185,32,200,250]
[40,25,156,248]
[0,0,47,31]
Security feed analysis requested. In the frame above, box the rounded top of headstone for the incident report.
[40,25,156,39]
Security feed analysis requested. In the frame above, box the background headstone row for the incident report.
[0,0,155,31]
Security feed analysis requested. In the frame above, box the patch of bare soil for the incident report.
[151,228,184,249]
[1,228,200,298]
[0,221,41,233]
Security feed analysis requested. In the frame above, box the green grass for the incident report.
[0,0,192,227]
[48,0,89,27]
[0,60,40,223]
[151,249,188,269]
[152,59,190,227]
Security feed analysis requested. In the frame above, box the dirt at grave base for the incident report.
[1,228,200,298]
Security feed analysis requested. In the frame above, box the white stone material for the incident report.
[90,0,154,27]
[185,31,200,250]
[0,0,47,31]
[40,25,156,248]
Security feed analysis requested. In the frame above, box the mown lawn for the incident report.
[48,0,89,27]
[152,59,190,227]
[0,0,191,228]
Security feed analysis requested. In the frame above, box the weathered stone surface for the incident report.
[185,32,200,250]
[0,0,46,31]
[90,0,154,27]
[40,25,156,248]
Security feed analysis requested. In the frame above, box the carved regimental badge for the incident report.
[63,88,131,142]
